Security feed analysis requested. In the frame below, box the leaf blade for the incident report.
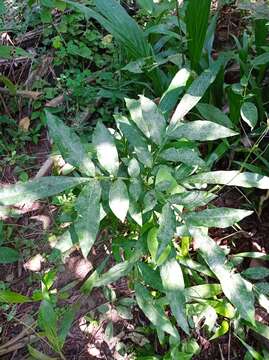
[92,122,119,175]
[75,181,101,258]
[109,179,129,222]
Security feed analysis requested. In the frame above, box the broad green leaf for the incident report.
[115,115,153,167]
[126,96,166,145]
[210,320,229,340]
[0,75,16,95]
[190,229,255,324]
[28,345,57,360]
[178,256,216,278]
[93,250,141,289]
[80,258,109,293]
[0,247,19,263]
[45,111,95,176]
[135,283,179,338]
[185,284,222,300]
[197,103,233,129]
[54,229,74,253]
[0,177,89,206]
[58,308,76,347]
[157,204,176,259]
[92,122,119,175]
[38,300,59,350]
[170,55,232,123]
[147,227,171,266]
[184,208,252,228]
[240,102,258,129]
[160,147,205,167]
[128,201,143,226]
[159,68,191,116]
[137,262,164,292]
[155,166,178,193]
[160,258,189,334]
[256,282,269,295]
[128,158,140,177]
[109,179,129,222]
[125,98,149,138]
[242,267,269,280]
[0,290,30,304]
[129,179,142,202]
[75,181,101,258]
[167,120,238,141]
[139,95,166,145]
[187,170,269,189]
[207,299,235,318]
[252,51,269,66]
[170,191,216,209]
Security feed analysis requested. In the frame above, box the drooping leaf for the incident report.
[187,170,269,189]
[115,115,153,167]
[197,103,233,129]
[240,102,258,129]
[109,179,129,222]
[160,258,189,334]
[75,181,101,258]
[0,290,31,304]
[92,122,119,175]
[170,191,217,209]
[45,111,95,176]
[190,228,255,324]
[157,204,176,259]
[0,177,89,206]
[184,208,252,228]
[167,120,238,141]
[66,0,152,60]
[135,283,179,338]
[160,147,205,167]
[0,247,19,263]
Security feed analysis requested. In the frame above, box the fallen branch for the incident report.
[0,87,42,99]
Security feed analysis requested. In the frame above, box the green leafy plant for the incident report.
[1,68,269,355]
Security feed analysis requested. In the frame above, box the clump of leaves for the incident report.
[2,65,269,357]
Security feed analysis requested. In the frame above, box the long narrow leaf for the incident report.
[0,177,89,206]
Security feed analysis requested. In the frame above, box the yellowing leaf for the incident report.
[19,117,30,132]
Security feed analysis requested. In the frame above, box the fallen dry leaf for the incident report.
[19,116,30,131]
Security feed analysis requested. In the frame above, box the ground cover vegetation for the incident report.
[1,0,269,359]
